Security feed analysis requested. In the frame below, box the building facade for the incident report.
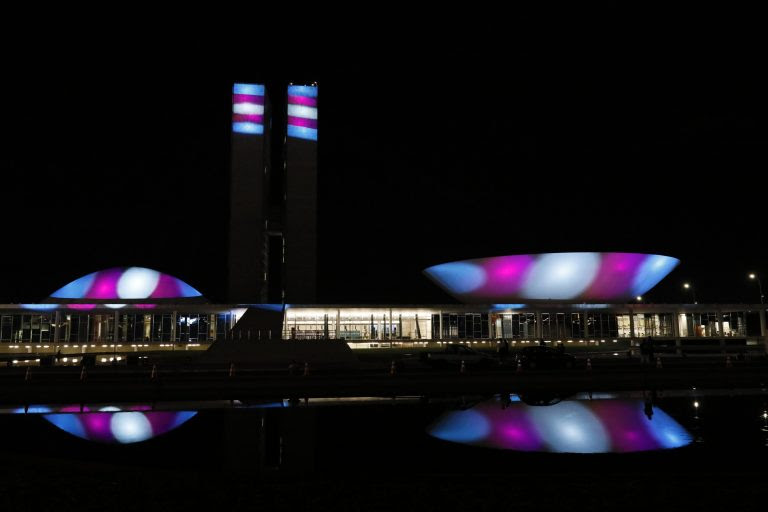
[2,303,765,352]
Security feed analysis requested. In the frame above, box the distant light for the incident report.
[684,283,690,289]
[636,296,642,301]
[693,401,699,409]
[749,273,756,279]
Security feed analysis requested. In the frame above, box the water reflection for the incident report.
[41,406,197,444]
[428,399,692,453]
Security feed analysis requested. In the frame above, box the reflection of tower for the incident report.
[228,83,271,303]
[284,84,318,303]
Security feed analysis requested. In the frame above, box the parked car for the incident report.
[420,343,498,367]
[515,346,575,370]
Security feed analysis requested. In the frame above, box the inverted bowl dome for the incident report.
[424,252,679,303]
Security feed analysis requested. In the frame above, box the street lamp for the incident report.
[683,283,698,304]
[748,273,764,304]
[636,296,643,302]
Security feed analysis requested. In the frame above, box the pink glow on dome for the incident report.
[49,267,202,301]
[478,255,536,298]
[86,268,124,299]
[585,253,647,300]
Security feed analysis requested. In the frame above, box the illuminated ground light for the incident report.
[424,253,679,302]
[43,406,197,444]
[287,85,318,141]
[428,399,691,453]
[49,267,202,300]
[232,83,265,135]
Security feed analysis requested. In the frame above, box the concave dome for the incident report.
[47,267,203,302]
[424,252,679,303]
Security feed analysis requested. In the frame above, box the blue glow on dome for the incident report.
[647,407,693,449]
[425,262,486,294]
[45,414,88,439]
[631,255,680,296]
[50,271,97,299]
[430,409,491,443]
[20,304,59,310]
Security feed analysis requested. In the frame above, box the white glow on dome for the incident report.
[527,401,610,453]
[522,253,600,300]
[117,267,160,299]
[110,412,153,444]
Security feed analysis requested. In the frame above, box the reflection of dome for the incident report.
[424,252,679,303]
[428,398,691,453]
[46,267,203,303]
[43,406,197,444]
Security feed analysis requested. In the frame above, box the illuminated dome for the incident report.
[424,252,679,303]
[43,406,197,444]
[47,267,203,302]
[428,399,692,453]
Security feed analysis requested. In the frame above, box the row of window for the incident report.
[283,311,757,340]
[2,310,757,343]
[0,313,237,343]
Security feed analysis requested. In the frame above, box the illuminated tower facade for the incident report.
[283,84,318,304]
[228,83,271,303]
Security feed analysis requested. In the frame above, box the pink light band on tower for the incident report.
[287,84,318,141]
[287,94,317,107]
[233,83,265,135]
[287,116,317,129]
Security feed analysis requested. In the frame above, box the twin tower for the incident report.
[228,83,318,304]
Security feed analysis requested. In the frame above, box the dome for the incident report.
[43,406,197,444]
[428,399,691,453]
[424,252,679,303]
[47,267,203,302]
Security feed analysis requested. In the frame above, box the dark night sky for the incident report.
[1,18,765,305]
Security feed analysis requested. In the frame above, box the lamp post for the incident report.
[683,283,698,304]
[748,273,764,304]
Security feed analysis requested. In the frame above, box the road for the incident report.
[1,356,767,406]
